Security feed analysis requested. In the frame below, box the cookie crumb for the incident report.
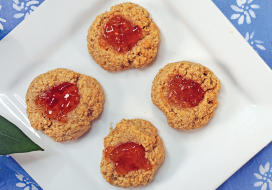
[151,61,221,130]
[101,119,165,188]
[87,2,160,71]
[26,68,105,142]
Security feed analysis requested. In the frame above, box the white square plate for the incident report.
[1,0,272,189]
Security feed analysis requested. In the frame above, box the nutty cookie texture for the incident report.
[100,119,165,188]
[26,68,105,142]
[151,61,221,130]
[87,2,160,72]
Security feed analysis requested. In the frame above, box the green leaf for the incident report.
[0,115,43,155]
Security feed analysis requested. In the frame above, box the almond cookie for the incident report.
[151,61,221,130]
[26,68,105,142]
[87,2,160,71]
[100,119,165,188]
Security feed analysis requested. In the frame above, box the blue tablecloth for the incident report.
[0,155,42,190]
[0,0,271,189]
[213,1,272,190]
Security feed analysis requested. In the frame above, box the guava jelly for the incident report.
[105,142,152,175]
[168,75,205,108]
[35,82,80,122]
[102,15,142,53]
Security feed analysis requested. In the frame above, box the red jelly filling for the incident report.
[105,142,152,175]
[168,75,205,108]
[102,15,142,53]
[35,82,80,122]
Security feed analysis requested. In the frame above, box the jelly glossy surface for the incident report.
[35,82,80,122]
[168,75,205,108]
[105,142,152,175]
[102,15,142,53]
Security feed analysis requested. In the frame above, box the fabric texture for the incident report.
[213,0,272,69]
[213,0,272,189]
[0,155,42,190]
[0,0,44,40]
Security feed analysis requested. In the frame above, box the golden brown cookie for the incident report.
[26,68,105,142]
[151,61,221,130]
[100,119,165,188]
[87,2,160,71]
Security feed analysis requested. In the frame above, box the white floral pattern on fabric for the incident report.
[0,5,7,30]
[245,31,266,53]
[15,173,40,190]
[230,0,260,25]
[254,162,272,190]
[13,0,39,19]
